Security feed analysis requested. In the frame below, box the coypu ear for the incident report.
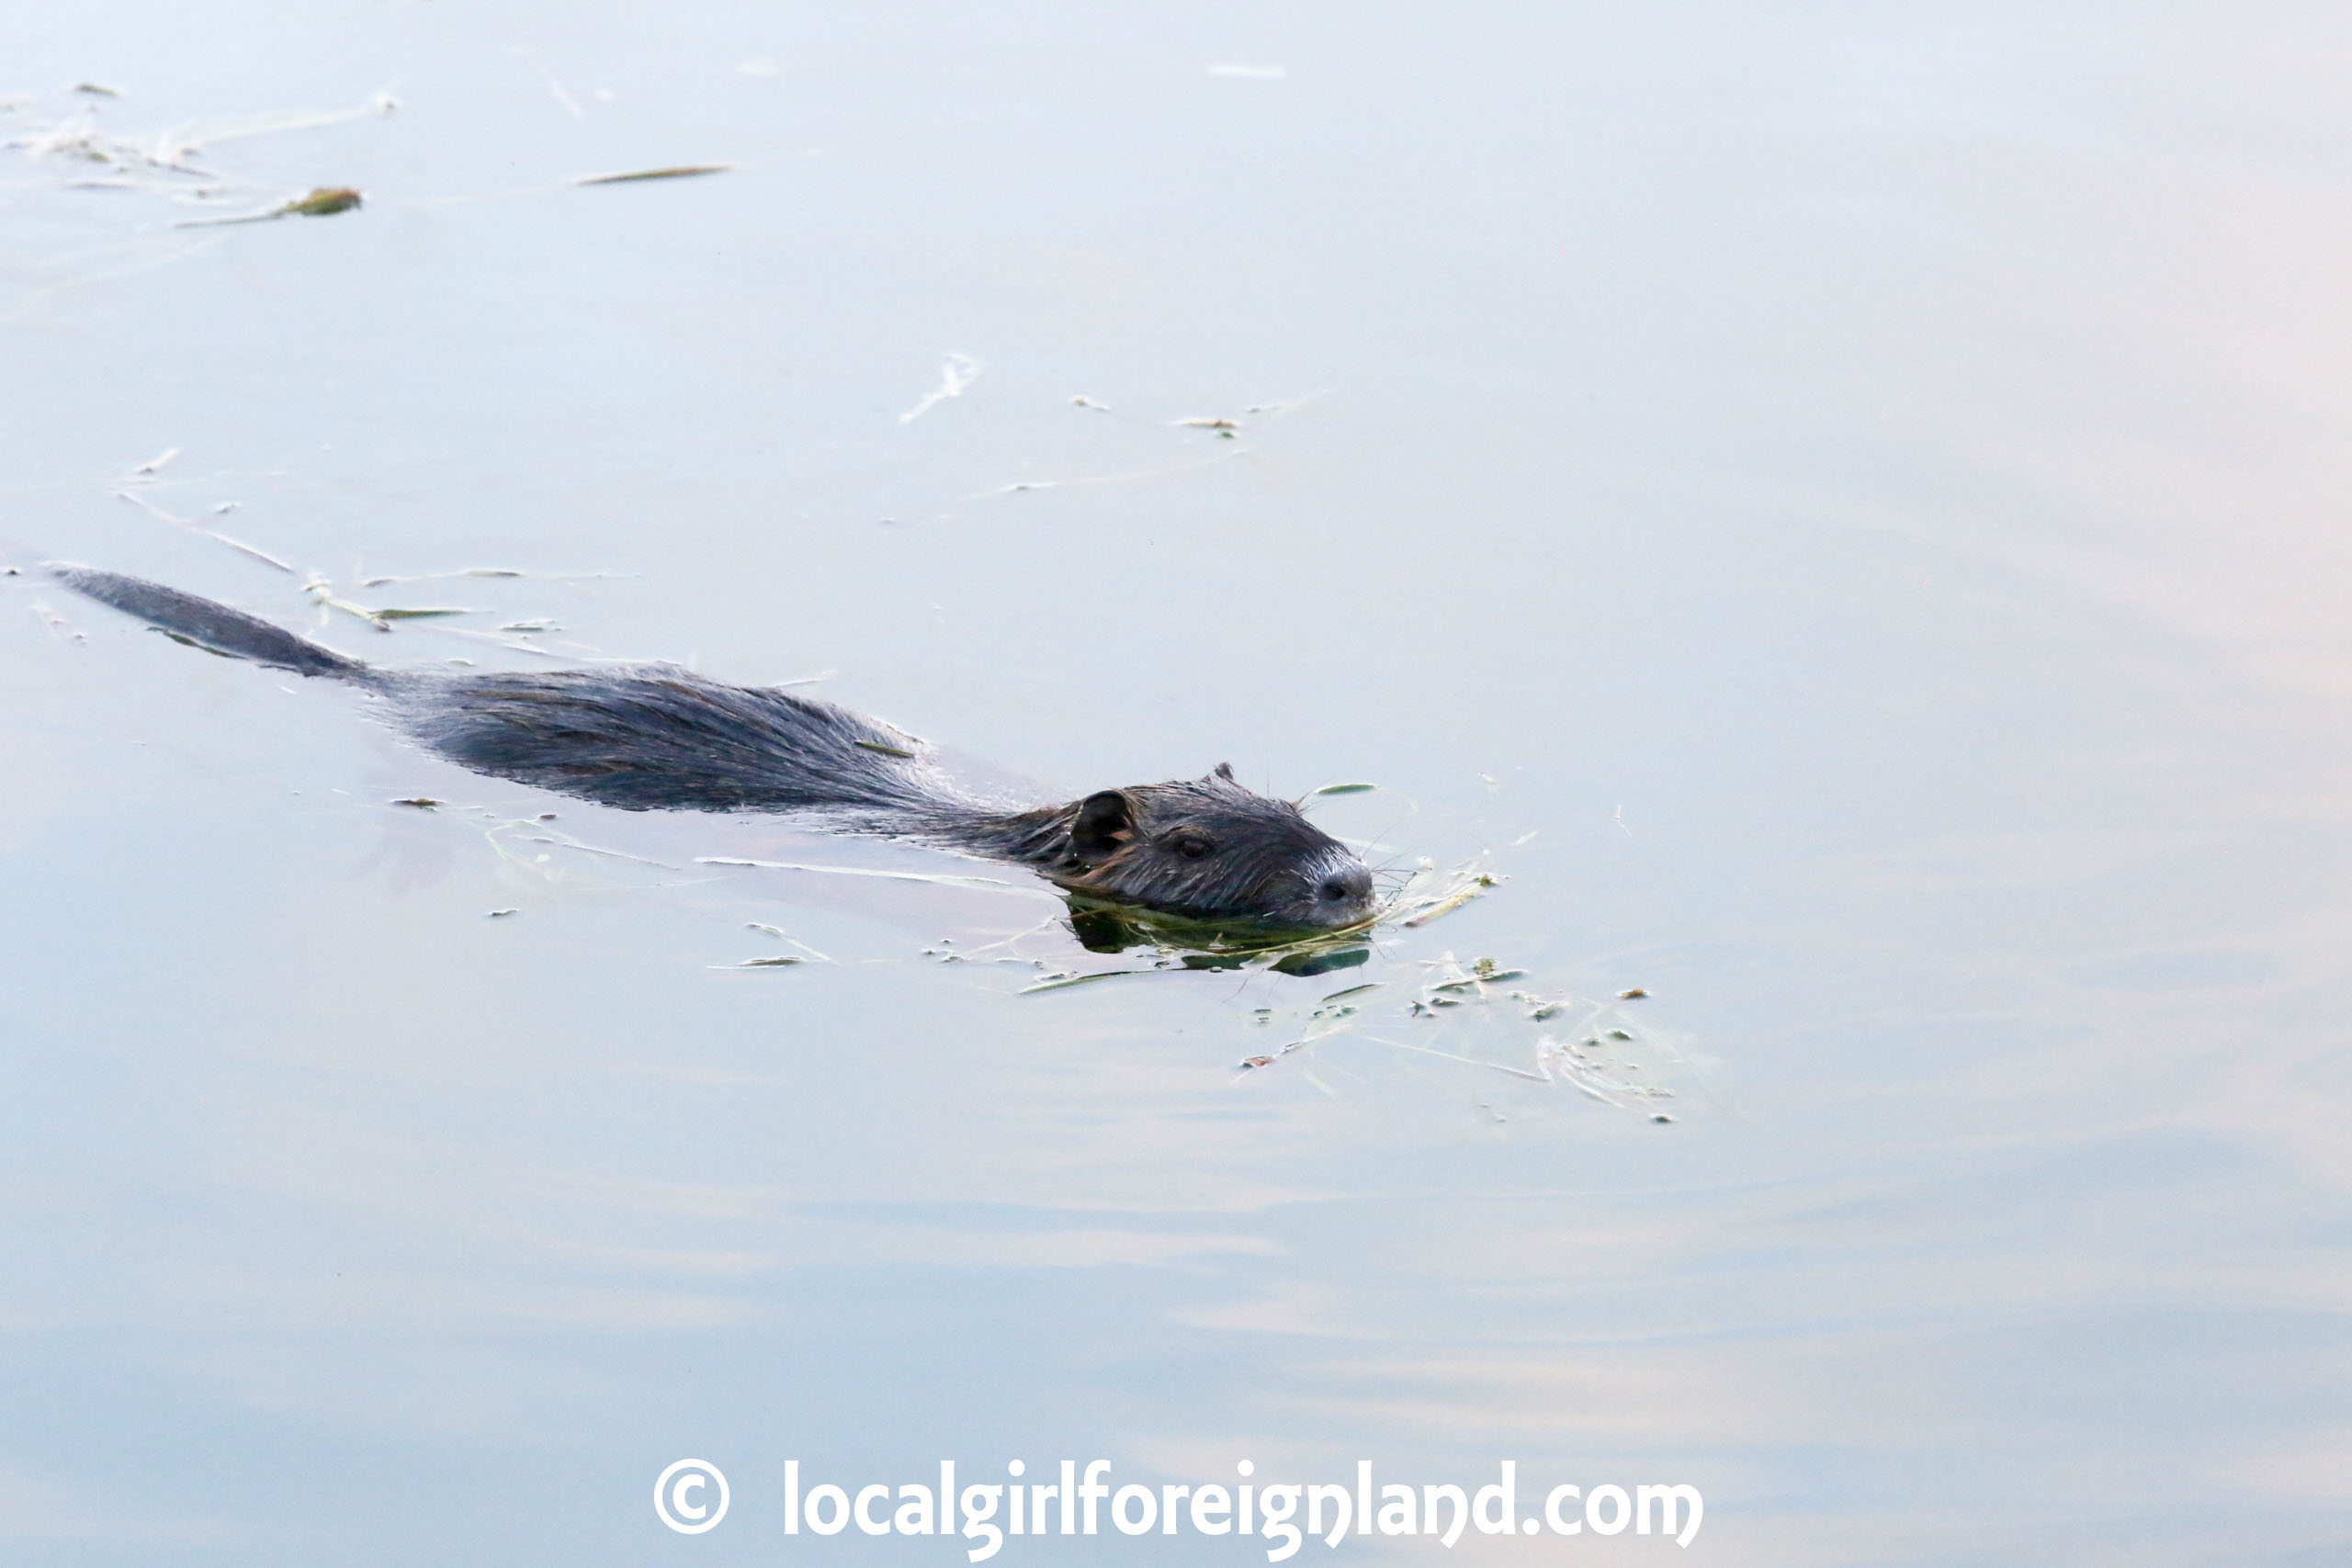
[1071,789,1136,854]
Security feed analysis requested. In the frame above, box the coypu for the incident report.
[46,565,1379,933]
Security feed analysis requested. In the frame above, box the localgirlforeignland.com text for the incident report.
[771,1460,1703,1559]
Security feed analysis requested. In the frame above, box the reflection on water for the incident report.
[7,4,2352,1564]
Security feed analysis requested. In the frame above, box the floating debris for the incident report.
[486,908,519,918]
[576,164,733,185]
[1311,782,1376,795]
[360,568,530,587]
[1619,987,1648,999]
[175,186,363,226]
[743,922,832,964]
[1238,1055,1275,1069]
[280,185,360,215]
[303,578,391,632]
[899,352,983,423]
[1398,873,1498,928]
[113,491,296,573]
[74,83,126,98]
[390,797,443,808]
[153,95,396,166]
[1020,968,1152,994]
[853,739,917,759]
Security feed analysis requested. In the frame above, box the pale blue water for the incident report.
[6,6,2351,1565]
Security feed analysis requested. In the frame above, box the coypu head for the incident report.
[1042,763,1377,932]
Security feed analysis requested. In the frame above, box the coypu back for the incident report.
[383,665,977,820]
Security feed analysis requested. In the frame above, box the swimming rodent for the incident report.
[45,565,1380,933]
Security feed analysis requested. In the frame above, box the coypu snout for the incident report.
[1317,860,1375,913]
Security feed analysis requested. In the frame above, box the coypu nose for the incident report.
[1319,864,1374,906]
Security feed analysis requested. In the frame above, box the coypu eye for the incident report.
[1172,834,1214,860]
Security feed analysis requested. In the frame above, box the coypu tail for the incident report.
[388,664,992,820]
[44,564,375,682]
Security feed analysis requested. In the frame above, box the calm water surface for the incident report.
[6,6,2352,1565]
